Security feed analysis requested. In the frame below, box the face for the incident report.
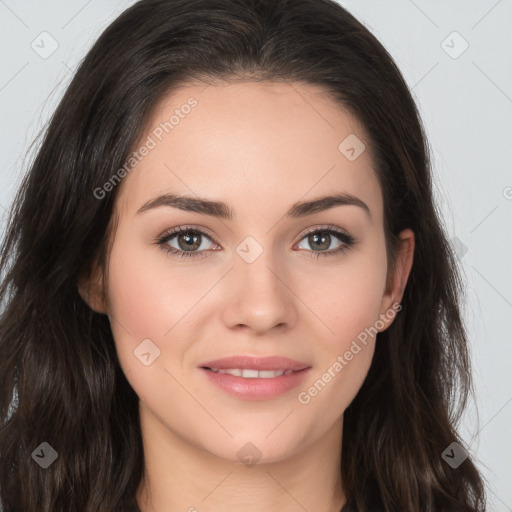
[84,80,413,464]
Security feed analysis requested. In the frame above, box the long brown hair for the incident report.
[0,0,486,510]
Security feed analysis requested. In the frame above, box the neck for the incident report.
[135,402,346,512]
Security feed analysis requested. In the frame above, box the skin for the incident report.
[79,80,414,512]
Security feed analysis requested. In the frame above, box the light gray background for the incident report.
[0,0,511,510]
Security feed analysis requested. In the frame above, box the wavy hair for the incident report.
[0,0,486,510]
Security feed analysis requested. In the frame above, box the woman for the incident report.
[0,0,487,510]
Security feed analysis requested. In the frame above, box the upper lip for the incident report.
[199,355,310,372]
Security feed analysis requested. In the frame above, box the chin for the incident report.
[202,432,306,467]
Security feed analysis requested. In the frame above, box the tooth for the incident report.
[218,368,242,376]
[209,368,292,378]
[259,370,283,378]
[241,369,260,378]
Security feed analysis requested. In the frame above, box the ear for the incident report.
[377,228,415,331]
[77,261,108,314]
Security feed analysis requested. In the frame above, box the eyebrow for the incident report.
[137,192,371,220]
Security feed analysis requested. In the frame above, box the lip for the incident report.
[199,355,310,372]
[199,355,312,400]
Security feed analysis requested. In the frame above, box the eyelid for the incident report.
[157,224,220,244]
[296,223,354,241]
[155,223,357,258]
[157,223,354,245]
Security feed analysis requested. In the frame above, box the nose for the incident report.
[220,244,298,335]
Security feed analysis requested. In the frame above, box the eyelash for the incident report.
[154,224,356,260]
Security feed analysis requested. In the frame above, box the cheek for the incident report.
[299,241,389,347]
[105,233,205,373]
[293,241,388,411]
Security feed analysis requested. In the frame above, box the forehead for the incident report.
[114,80,382,223]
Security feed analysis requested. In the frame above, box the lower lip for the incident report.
[200,367,311,400]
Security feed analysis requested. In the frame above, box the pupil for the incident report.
[311,232,330,251]
[179,232,200,250]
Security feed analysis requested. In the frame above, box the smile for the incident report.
[206,368,295,378]
[199,360,311,399]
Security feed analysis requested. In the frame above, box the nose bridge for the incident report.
[236,238,280,293]
[221,234,296,332]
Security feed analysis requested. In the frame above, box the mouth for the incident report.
[198,356,311,400]
[199,355,310,372]
[203,368,297,378]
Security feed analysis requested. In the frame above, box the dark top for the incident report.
[123,498,385,511]
[122,478,385,511]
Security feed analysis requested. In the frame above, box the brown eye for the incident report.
[307,231,332,251]
[296,227,355,257]
[175,231,202,251]
[156,227,219,259]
